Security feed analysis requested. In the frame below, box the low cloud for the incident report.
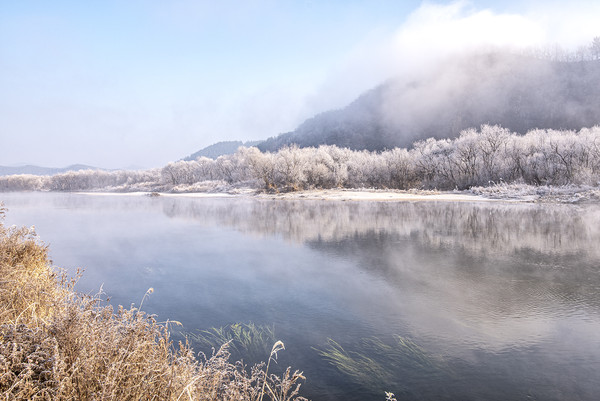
[304,1,600,115]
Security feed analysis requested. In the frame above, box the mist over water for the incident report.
[2,192,600,400]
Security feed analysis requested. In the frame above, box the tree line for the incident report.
[1,125,599,193]
[522,37,600,62]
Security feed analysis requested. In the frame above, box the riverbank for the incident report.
[78,184,600,204]
[0,208,307,400]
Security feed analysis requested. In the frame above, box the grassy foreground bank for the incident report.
[0,205,307,400]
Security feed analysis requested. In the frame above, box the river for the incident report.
[2,192,599,400]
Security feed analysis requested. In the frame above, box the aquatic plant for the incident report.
[315,335,449,397]
[188,322,277,365]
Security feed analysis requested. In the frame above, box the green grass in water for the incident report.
[315,335,451,397]
[189,322,277,364]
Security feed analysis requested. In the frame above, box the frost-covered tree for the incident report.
[273,145,308,190]
[590,37,600,60]
[380,148,416,189]
[237,147,276,189]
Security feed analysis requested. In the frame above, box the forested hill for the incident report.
[184,140,262,160]
[258,53,600,152]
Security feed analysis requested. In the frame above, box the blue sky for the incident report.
[1,0,599,169]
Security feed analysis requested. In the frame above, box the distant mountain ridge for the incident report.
[258,53,600,152]
[0,164,101,176]
[184,140,262,160]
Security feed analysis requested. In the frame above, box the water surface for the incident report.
[2,192,600,400]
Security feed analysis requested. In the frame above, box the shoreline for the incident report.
[72,186,600,204]
[255,189,505,202]
[2,184,596,204]
[75,188,506,202]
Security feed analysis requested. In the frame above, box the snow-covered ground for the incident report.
[79,184,600,203]
[256,189,496,202]
[468,183,600,203]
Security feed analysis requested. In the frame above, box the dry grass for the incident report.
[0,205,307,400]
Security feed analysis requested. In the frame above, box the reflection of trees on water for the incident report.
[9,193,600,260]
[160,198,600,259]
[161,198,600,325]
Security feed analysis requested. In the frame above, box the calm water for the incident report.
[2,192,600,400]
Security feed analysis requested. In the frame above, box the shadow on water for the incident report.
[2,192,600,400]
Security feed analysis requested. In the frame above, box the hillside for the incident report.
[184,140,262,161]
[258,53,600,152]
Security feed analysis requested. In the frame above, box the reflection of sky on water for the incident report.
[2,192,600,400]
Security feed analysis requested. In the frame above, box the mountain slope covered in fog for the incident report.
[258,53,600,152]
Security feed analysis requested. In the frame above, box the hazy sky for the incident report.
[1,0,599,169]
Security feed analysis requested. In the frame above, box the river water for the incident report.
[2,192,600,400]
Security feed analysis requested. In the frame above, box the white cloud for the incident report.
[306,0,599,116]
[526,0,600,48]
[394,1,544,55]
